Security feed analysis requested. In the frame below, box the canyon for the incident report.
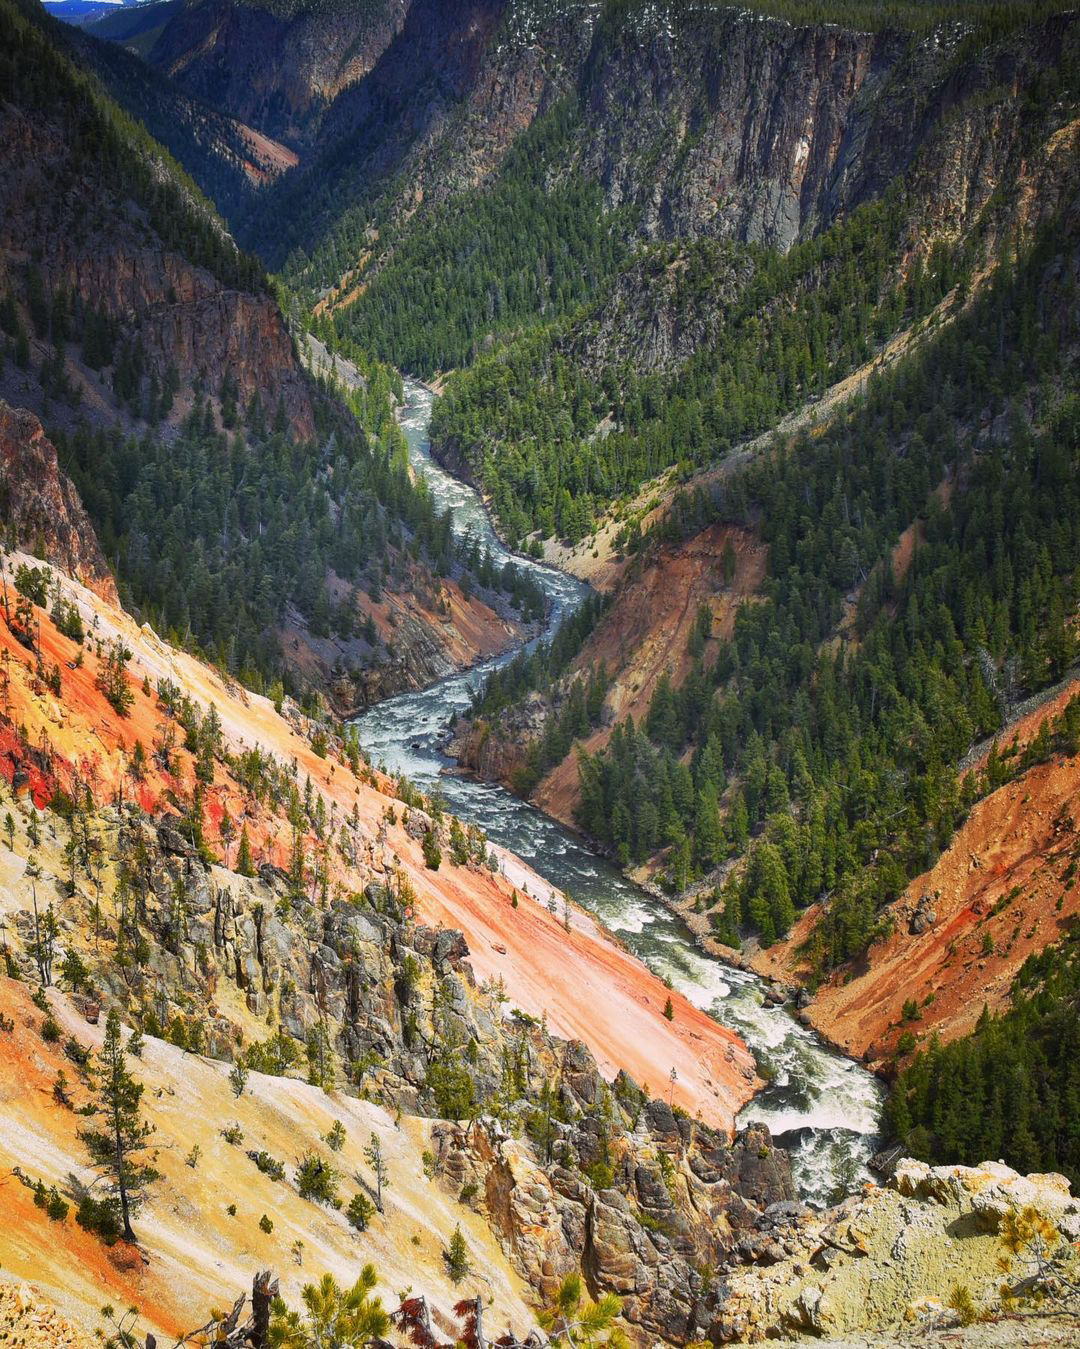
[2,0,1079,1343]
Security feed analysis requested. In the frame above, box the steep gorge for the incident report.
[6,1,1080,1341]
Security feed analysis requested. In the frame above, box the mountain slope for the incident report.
[0,521,794,1343]
[0,0,545,708]
[0,0,312,439]
[139,0,410,149]
[445,205,1080,1193]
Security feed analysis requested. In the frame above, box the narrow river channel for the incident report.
[353,379,885,1206]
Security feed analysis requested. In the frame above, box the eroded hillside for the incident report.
[750,680,1080,1068]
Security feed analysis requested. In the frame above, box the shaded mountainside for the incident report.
[0,0,313,441]
[0,0,545,708]
[64,18,299,223]
[138,0,410,150]
[0,401,115,600]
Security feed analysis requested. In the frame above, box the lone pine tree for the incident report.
[79,1008,157,1242]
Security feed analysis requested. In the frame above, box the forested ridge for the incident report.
[430,190,972,542]
[302,100,629,376]
[0,0,265,295]
[555,223,1080,967]
[53,366,545,699]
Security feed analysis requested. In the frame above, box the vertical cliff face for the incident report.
[145,0,413,147]
[294,0,520,200]
[0,403,116,600]
[572,10,891,249]
[820,12,1080,241]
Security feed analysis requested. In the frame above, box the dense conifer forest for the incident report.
[53,369,545,697]
[309,102,628,377]
[430,192,971,542]
[572,225,1080,960]
[885,920,1080,1186]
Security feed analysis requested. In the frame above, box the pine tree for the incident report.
[445,1224,472,1284]
[236,825,255,876]
[79,1009,157,1243]
[229,1060,249,1098]
[346,1190,374,1231]
[363,1133,388,1213]
[268,1269,388,1349]
[539,1272,626,1349]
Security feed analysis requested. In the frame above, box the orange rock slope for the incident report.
[0,549,757,1130]
[751,680,1080,1067]
[534,523,766,830]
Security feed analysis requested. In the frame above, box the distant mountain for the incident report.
[79,0,182,51]
[105,0,411,150]
[44,0,130,27]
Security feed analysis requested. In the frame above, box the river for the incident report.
[352,379,884,1206]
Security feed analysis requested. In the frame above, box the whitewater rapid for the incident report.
[352,379,884,1206]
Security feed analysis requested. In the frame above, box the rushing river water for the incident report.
[353,379,884,1206]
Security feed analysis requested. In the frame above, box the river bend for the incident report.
[353,380,884,1205]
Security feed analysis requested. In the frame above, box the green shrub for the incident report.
[46,1188,70,1222]
[295,1152,340,1207]
[76,1194,121,1244]
[422,830,442,870]
[249,1150,285,1181]
[584,1159,615,1190]
[346,1191,374,1231]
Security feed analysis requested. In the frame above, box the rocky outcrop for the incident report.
[0,402,116,601]
[446,690,547,785]
[562,242,755,380]
[713,1158,1080,1342]
[572,9,890,250]
[59,810,501,1110]
[431,1111,793,1343]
